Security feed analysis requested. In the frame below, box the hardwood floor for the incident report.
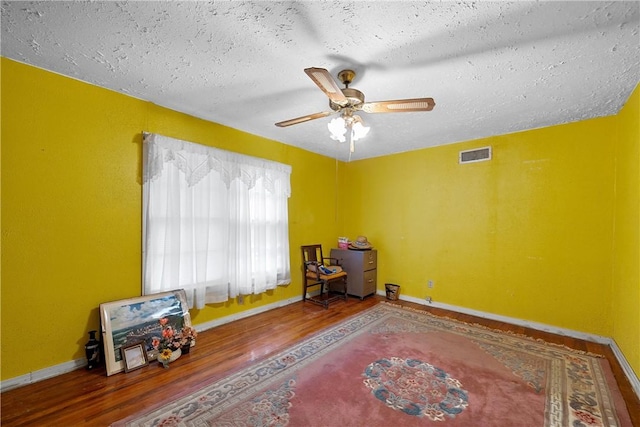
[2,296,639,426]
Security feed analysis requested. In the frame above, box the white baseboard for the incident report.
[1,295,304,392]
[1,358,86,392]
[610,338,640,398]
[380,290,640,400]
[195,295,302,332]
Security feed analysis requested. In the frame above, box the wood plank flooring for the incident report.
[2,296,638,426]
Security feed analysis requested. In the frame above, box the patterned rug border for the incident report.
[379,301,606,358]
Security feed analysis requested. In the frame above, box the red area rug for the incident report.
[113,303,632,426]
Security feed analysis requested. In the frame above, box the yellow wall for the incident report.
[613,84,640,376]
[2,58,638,383]
[343,118,617,335]
[1,58,342,380]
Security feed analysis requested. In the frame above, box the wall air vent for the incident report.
[459,146,492,164]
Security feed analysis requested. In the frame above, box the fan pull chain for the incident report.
[348,123,355,153]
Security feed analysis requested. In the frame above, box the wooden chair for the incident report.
[301,244,348,309]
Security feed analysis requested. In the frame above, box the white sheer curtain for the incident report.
[142,133,291,309]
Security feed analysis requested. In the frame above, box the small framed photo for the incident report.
[121,341,148,372]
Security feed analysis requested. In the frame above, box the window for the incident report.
[142,133,291,309]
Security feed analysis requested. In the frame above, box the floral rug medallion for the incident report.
[363,357,469,421]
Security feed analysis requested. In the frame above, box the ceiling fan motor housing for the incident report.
[330,87,365,111]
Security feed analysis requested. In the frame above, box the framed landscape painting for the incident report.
[100,289,191,376]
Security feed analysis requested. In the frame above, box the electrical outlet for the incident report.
[426,296,432,304]
[428,280,434,289]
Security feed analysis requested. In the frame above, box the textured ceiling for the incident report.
[2,1,639,161]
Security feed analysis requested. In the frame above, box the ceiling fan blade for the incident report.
[275,111,333,127]
[361,98,436,113]
[304,67,348,106]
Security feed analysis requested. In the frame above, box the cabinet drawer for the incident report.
[363,269,377,296]
[361,250,377,270]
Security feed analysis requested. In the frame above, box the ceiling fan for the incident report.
[275,67,435,153]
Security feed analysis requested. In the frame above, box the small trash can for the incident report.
[385,283,400,301]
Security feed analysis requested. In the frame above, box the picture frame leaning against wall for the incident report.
[100,289,192,376]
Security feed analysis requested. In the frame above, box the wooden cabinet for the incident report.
[330,249,377,300]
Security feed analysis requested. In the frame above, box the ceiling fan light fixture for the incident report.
[351,120,370,141]
[327,113,370,149]
[328,116,347,142]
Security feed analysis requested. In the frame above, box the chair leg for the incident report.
[323,281,328,309]
[303,279,348,309]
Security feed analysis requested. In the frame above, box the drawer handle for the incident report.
[367,279,373,283]
[368,261,374,264]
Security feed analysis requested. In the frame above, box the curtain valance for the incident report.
[143,133,291,195]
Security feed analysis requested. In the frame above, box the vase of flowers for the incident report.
[152,318,196,368]
[179,326,198,354]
